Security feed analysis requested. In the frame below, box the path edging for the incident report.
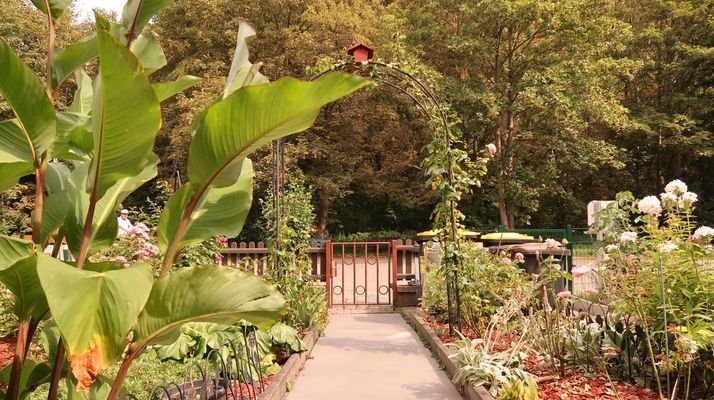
[401,308,495,400]
[258,326,320,400]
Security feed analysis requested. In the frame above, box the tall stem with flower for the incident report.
[594,179,714,399]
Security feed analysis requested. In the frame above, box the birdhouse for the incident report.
[347,43,374,63]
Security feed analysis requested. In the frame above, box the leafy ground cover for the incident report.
[425,318,659,399]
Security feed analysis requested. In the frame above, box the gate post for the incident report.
[391,240,398,309]
[325,240,332,308]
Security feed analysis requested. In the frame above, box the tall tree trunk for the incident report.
[496,128,510,228]
[316,193,329,237]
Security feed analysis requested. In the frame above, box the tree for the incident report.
[613,0,714,221]
[397,0,639,227]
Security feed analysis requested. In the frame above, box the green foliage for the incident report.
[0,3,367,399]
[593,181,714,397]
[260,178,328,331]
[449,334,532,397]
[421,243,529,334]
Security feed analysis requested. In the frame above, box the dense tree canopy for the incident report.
[1,0,712,237]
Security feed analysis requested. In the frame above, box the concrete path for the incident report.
[287,312,462,400]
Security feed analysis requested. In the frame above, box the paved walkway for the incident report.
[288,312,461,400]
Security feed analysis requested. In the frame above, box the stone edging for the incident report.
[401,308,495,400]
[258,326,320,400]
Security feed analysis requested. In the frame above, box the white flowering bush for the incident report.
[592,180,714,397]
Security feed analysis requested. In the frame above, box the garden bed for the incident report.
[402,309,659,400]
[258,326,319,400]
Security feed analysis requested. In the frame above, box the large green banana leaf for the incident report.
[88,15,160,200]
[51,36,98,91]
[0,236,33,269]
[122,0,172,41]
[158,159,252,252]
[37,261,153,390]
[0,254,60,321]
[132,266,285,349]
[29,0,71,18]
[0,39,56,190]
[64,158,158,257]
[130,32,166,74]
[152,76,202,102]
[223,23,268,98]
[157,73,368,261]
[188,73,368,186]
[68,70,93,114]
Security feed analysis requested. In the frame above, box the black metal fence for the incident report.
[123,327,267,400]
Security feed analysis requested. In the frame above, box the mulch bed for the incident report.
[225,374,276,400]
[0,336,14,369]
[424,319,659,400]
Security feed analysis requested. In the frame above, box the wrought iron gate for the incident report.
[325,242,396,307]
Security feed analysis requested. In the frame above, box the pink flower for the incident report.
[114,256,128,264]
[571,265,591,278]
[544,238,560,249]
[502,257,512,265]
[486,143,497,154]
[218,235,229,247]
[214,255,223,264]
[585,288,599,295]
[626,254,636,264]
[557,290,572,299]
[514,252,525,262]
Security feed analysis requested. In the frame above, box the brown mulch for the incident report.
[0,336,14,369]
[225,374,276,400]
[423,319,659,400]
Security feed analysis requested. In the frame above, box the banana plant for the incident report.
[0,1,369,399]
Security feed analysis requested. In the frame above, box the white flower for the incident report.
[693,226,714,241]
[679,192,698,208]
[486,143,497,154]
[606,244,619,253]
[660,192,678,209]
[677,335,699,355]
[620,231,637,243]
[638,196,662,216]
[658,241,678,253]
[665,179,688,196]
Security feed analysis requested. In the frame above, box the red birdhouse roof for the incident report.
[347,43,374,59]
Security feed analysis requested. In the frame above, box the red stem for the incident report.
[47,340,66,400]
[106,346,143,400]
[6,320,31,400]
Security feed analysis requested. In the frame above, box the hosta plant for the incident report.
[0,1,368,399]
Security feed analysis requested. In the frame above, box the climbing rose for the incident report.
[486,143,497,154]
[514,252,525,261]
[571,265,591,278]
[693,226,714,241]
[557,290,572,299]
[638,196,662,216]
[214,254,223,264]
[619,231,637,243]
[664,179,687,196]
[502,257,512,265]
